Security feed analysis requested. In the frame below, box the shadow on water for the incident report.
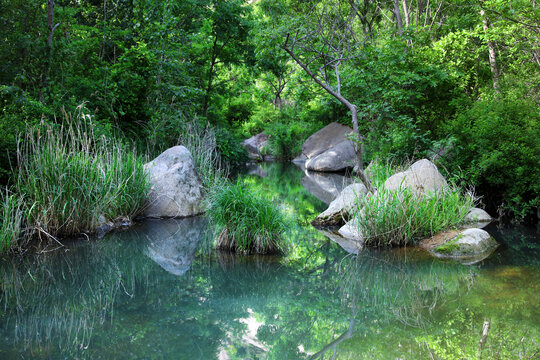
[0,162,537,359]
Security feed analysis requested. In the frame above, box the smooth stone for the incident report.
[317,229,363,254]
[311,183,368,227]
[301,122,353,159]
[432,228,498,257]
[301,170,353,205]
[144,146,204,218]
[464,208,492,223]
[243,132,269,161]
[384,159,447,195]
[305,140,356,172]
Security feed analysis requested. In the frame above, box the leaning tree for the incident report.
[280,0,376,192]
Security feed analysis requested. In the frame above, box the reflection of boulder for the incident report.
[300,170,353,205]
[246,164,268,178]
[295,122,357,172]
[317,228,363,254]
[143,217,208,276]
[311,183,368,227]
[144,146,204,218]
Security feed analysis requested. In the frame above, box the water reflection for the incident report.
[0,163,537,359]
[144,218,208,276]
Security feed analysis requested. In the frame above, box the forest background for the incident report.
[0,0,538,222]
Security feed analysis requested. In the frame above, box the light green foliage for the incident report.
[206,181,288,254]
[16,112,149,238]
[354,185,474,247]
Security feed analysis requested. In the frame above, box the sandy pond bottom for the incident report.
[0,163,538,359]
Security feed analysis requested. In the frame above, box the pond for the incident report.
[0,163,538,359]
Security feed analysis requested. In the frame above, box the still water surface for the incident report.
[0,163,538,359]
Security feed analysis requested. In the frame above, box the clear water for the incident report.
[0,163,538,359]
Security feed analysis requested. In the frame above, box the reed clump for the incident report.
[206,181,287,254]
[0,189,26,252]
[15,111,149,240]
[353,185,474,247]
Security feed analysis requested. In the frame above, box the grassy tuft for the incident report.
[353,185,475,247]
[16,112,149,239]
[206,181,287,254]
[0,189,26,252]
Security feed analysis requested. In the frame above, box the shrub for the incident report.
[443,92,539,220]
[16,111,149,238]
[0,189,25,252]
[352,185,474,247]
[206,181,287,254]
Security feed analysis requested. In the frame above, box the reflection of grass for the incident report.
[207,181,288,254]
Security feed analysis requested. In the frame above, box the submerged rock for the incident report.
[432,228,498,258]
[296,122,357,172]
[144,146,204,218]
[464,208,493,223]
[144,217,208,276]
[384,159,447,195]
[311,183,368,227]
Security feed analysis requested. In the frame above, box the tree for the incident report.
[280,0,375,192]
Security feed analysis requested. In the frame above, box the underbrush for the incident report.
[206,181,287,254]
[15,112,149,241]
[353,185,474,247]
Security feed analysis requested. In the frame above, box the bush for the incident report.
[353,185,474,247]
[16,111,149,238]
[443,92,539,220]
[206,181,287,254]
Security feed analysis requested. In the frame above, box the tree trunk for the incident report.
[393,0,404,34]
[202,36,219,118]
[480,9,501,91]
[282,44,376,193]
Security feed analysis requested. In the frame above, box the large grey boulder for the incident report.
[297,122,357,172]
[384,159,447,195]
[432,228,498,257]
[305,140,357,172]
[300,170,353,205]
[144,217,208,276]
[243,132,269,161]
[144,146,204,218]
[311,183,368,227]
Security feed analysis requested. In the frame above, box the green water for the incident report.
[0,163,538,359]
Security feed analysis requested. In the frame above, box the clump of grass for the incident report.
[206,181,287,254]
[16,111,149,239]
[353,185,474,247]
[0,189,26,252]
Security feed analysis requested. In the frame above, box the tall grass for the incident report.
[16,111,149,239]
[178,120,229,190]
[353,185,475,247]
[0,189,25,252]
[206,181,287,254]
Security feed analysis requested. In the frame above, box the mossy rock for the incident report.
[433,228,498,257]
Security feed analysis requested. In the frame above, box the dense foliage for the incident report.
[0,0,538,220]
